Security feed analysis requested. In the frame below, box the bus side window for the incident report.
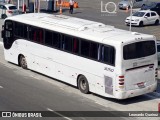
[24,25,27,39]
[39,30,43,43]
[98,45,101,61]
[73,38,79,54]
[62,35,72,52]
[53,32,61,49]
[33,31,36,41]
[80,39,90,57]
[101,45,115,65]
[89,42,98,60]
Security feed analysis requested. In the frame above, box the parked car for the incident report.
[118,0,148,10]
[141,2,160,15]
[157,41,160,64]
[0,3,19,19]
[125,10,159,26]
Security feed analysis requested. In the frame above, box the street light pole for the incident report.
[18,0,19,10]
[129,0,133,32]
[38,0,41,13]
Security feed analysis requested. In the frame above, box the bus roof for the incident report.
[6,13,155,46]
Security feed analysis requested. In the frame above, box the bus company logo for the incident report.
[101,0,117,16]
[2,112,11,117]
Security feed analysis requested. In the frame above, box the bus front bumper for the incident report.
[114,83,157,99]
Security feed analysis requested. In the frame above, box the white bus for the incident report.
[2,13,158,99]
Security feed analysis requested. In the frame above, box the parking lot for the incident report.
[55,0,160,40]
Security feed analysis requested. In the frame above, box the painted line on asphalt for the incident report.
[0,86,3,89]
[47,108,73,120]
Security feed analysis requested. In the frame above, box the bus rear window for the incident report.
[123,41,156,60]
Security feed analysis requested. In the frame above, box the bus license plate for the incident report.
[137,82,145,88]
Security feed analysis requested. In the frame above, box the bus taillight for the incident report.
[119,76,124,87]
[119,76,124,78]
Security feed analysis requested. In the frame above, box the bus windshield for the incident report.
[123,41,156,60]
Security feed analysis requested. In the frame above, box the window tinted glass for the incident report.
[151,12,156,16]
[53,32,61,48]
[29,26,43,43]
[5,21,12,30]
[123,41,156,60]
[73,38,79,54]
[101,45,115,65]
[4,20,14,49]
[62,35,72,52]
[23,24,27,39]
[81,40,90,57]
[136,0,142,2]
[14,22,27,39]
[15,22,23,37]
[145,13,150,17]
[2,6,6,10]
[45,30,53,46]
[133,12,145,17]
[9,6,17,10]
[90,42,99,60]
[157,45,160,52]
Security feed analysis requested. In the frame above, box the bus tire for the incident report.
[78,75,89,94]
[19,55,27,69]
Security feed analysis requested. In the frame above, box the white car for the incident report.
[125,10,160,27]
[0,3,19,19]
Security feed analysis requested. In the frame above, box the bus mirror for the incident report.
[1,30,4,38]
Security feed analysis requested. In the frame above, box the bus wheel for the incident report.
[20,55,27,69]
[78,75,89,94]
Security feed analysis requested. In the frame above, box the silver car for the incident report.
[118,0,148,10]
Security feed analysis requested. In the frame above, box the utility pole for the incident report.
[129,0,133,32]
[18,0,20,10]
[38,0,41,13]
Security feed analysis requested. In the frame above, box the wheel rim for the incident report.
[80,79,87,90]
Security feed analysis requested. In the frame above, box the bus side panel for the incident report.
[6,40,116,98]
[4,41,21,65]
